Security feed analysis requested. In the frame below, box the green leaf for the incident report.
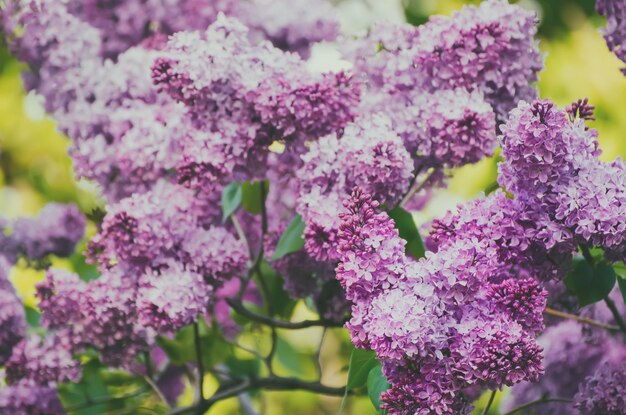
[59,360,110,415]
[258,261,297,318]
[221,182,242,222]
[225,357,262,378]
[616,273,626,304]
[157,319,233,367]
[367,365,390,412]
[24,305,40,327]
[387,207,425,259]
[271,215,305,260]
[275,337,308,375]
[338,349,379,414]
[241,180,269,215]
[565,260,616,306]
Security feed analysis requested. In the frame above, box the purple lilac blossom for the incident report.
[336,189,545,415]
[386,88,497,168]
[0,380,65,415]
[11,203,86,261]
[0,281,26,365]
[36,267,153,366]
[499,99,626,258]
[596,0,626,74]
[136,261,212,332]
[152,15,359,144]
[5,335,80,386]
[236,0,339,58]
[503,319,626,415]
[574,362,626,415]
[297,114,413,262]
[343,0,542,121]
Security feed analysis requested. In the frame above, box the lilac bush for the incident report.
[0,0,625,414]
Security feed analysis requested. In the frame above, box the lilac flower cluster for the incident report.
[597,0,626,74]
[297,115,413,261]
[336,189,546,414]
[1,203,85,264]
[499,99,626,259]
[574,362,626,415]
[0,381,65,415]
[5,335,80,386]
[0,207,86,413]
[504,307,626,415]
[344,0,542,119]
[37,267,154,366]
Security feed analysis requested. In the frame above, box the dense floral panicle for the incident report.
[502,320,626,415]
[236,0,338,58]
[596,0,626,74]
[11,203,86,261]
[73,0,237,58]
[5,335,80,386]
[89,182,197,269]
[398,89,497,167]
[499,100,599,205]
[136,262,212,332]
[412,0,542,119]
[36,268,86,330]
[152,15,358,141]
[2,0,102,93]
[0,380,65,415]
[488,277,547,334]
[0,284,26,365]
[299,115,413,204]
[337,190,546,415]
[297,115,413,261]
[343,0,541,119]
[380,359,472,415]
[340,22,419,91]
[336,189,409,304]
[499,99,626,256]
[574,362,626,415]
[180,227,248,286]
[37,268,152,366]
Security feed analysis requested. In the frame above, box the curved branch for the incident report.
[226,298,346,329]
[169,376,346,415]
[503,397,573,415]
[544,307,621,332]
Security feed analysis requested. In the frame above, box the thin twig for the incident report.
[64,388,149,412]
[604,295,626,335]
[400,168,436,208]
[315,328,327,379]
[193,322,205,401]
[168,376,347,415]
[502,397,573,415]
[138,373,171,409]
[481,390,497,415]
[226,298,346,329]
[544,307,621,332]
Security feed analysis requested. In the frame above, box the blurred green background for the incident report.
[1,0,625,413]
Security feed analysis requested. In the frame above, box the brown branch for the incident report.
[168,376,346,415]
[226,298,346,329]
[502,397,573,415]
[544,307,620,332]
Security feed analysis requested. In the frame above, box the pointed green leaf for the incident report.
[565,260,616,306]
[338,349,379,414]
[241,180,269,215]
[387,206,425,259]
[367,364,390,412]
[221,182,242,222]
[271,215,305,260]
